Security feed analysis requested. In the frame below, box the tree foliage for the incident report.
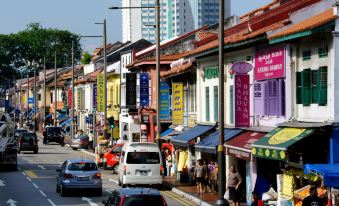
[0,23,82,79]
[81,51,92,65]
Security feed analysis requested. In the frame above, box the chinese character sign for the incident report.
[97,74,105,112]
[67,89,72,107]
[77,88,82,110]
[140,73,149,107]
[255,46,285,80]
[172,82,183,125]
[160,82,170,120]
[93,84,97,108]
[234,75,250,127]
[126,73,137,108]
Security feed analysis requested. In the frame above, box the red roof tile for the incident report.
[160,61,195,78]
[269,8,336,40]
[127,53,187,68]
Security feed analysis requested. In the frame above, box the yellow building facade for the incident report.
[107,73,120,139]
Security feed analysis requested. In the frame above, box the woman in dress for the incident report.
[227,165,242,206]
[193,159,204,196]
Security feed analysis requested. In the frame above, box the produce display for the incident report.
[294,185,327,200]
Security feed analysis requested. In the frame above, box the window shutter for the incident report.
[296,72,302,104]
[311,70,318,104]
[214,86,218,122]
[253,81,266,115]
[301,69,311,106]
[278,79,285,116]
[205,87,210,121]
[318,66,328,106]
[267,79,279,116]
[230,85,234,124]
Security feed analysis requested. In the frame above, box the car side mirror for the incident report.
[102,200,107,204]
[56,168,62,172]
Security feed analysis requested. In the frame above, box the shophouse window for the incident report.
[254,79,285,116]
[296,67,327,106]
[229,86,234,124]
[318,46,328,58]
[302,49,311,61]
[205,87,210,121]
[188,82,196,112]
[213,86,218,122]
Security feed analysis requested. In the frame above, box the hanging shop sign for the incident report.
[97,74,105,112]
[126,73,137,108]
[234,74,250,127]
[160,82,170,120]
[203,66,219,80]
[77,88,82,110]
[140,73,149,107]
[172,82,184,125]
[255,46,285,80]
[67,89,72,108]
[231,61,253,74]
[93,84,97,108]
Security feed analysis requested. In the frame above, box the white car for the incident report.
[118,142,163,188]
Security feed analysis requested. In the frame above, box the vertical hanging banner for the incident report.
[77,88,82,110]
[93,84,97,108]
[235,75,250,127]
[172,82,183,125]
[67,89,72,107]
[97,74,105,112]
[160,82,170,120]
[140,73,149,107]
[126,73,137,108]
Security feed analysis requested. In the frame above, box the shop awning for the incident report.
[251,127,315,161]
[161,128,174,137]
[304,164,339,187]
[225,131,266,161]
[160,128,181,141]
[195,129,243,154]
[60,118,72,127]
[170,124,215,147]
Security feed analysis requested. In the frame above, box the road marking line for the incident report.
[25,170,38,178]
[47,199,56,206]
[105,189,113,193]
[108,178,119,185]
[39,190,46,197]
[38,165,46,170]
[21,171,26,176]
[161,191,195,206]
[26,177,32,182]
[32,183,39,189]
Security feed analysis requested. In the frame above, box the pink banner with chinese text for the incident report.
[255,46,285,80]
[235,74,250,127]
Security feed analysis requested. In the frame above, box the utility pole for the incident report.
[33,61,37,132]
[14,75,16,128]
[44,57,46,128]
[26,69,29,124]
[54,52,57,126]
[155,0,161,148]
[216,0,228,205]
[71,41,75,139]
[103,19,107,139]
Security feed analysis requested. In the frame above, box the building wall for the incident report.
[107,74,120,120]
[122,0,142,43]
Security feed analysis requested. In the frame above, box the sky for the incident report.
[0,0,272,53]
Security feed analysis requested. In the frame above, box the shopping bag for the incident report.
[224,189,229,199]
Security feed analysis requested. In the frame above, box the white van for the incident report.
[118,142,163,187]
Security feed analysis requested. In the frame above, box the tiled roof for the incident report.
[127,53,187,68]
[160,61,195,78]
[47,80,65,88]
[185,20,288,57]
[59,70,72,81]
[197,32,217,40]
[75,68,103,85]
[269,8,336,40]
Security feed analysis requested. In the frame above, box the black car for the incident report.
[18,132,39,154]
[14,128,28,142]
[102,188,168,206]
[45,126,64,145]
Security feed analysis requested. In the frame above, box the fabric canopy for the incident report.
[161,128,174,137]
[252,127,315,161]
[225,131,266,160]
[60,118,72,127]
[304,164,339,187]
[195,129,243,154]
[170,124,215,147]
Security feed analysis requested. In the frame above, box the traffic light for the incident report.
[108,116,115,129]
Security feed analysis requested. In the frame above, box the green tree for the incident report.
[81,51,92,64]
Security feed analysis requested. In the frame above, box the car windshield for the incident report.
[126,152,160,164]
[67,162,97,171]
[47,127,61,133]
[15,130,27,136]
[123,196,164,206]
[22,134,37,142]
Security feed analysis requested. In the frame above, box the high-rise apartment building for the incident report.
[122,0,231,43]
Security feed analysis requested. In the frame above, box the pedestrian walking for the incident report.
[165,150,172,176]
[227,165,243,206]
[43,129,48,145]
[209,159,218,193]
[88,130,94,150]
[193,159,204,196]
[203,159,211,193]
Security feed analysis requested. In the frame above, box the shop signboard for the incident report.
[160,82,170,120]
[28,97,34,104]
[254,46,285,80]
[234,74,250,127]
[282,174,294,198]
[140,73,149,107]
[67,89,72,107]
[77,88,82,110]
[231,61,253,74]
[93,84,97,108]
[203,66,219,80]
[97,74,105,112]
[172,82,183,125]
[126,73,137,108]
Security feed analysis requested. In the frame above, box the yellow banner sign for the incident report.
[77,89,82,110]
[97,74,105,112]
[172,82,183,125]
[282,174,294,198]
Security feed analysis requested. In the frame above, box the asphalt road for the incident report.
[0,139,196,206]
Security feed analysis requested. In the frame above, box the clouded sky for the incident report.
[0,0,271,53]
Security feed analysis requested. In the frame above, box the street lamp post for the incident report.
[33,61,37,132]
[43,57,46,128]
[54,52,57,126]
[26,69,29,124]
[71,41,75,139]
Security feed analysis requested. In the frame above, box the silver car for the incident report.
[56,159,102,196]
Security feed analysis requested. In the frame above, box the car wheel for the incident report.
[113,164,119,174]
[96,188,102,196]
[17,150,20,154]
[56,184,60,193]
[118,178,122,186]
[122,183,126,188]
[60,186,67,197]
[33,150,38,154]
[72,148,77,151]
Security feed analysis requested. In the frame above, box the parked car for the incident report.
[70,134,90,150]
[18,132,38,154]
[45,126,64,145]
[102,143,124,172]
[14,128,28,142]
[118,142,163,188]
[102,188,168,206]
[56,159,102,196]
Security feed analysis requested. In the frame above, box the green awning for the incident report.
[251,127,315,161]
